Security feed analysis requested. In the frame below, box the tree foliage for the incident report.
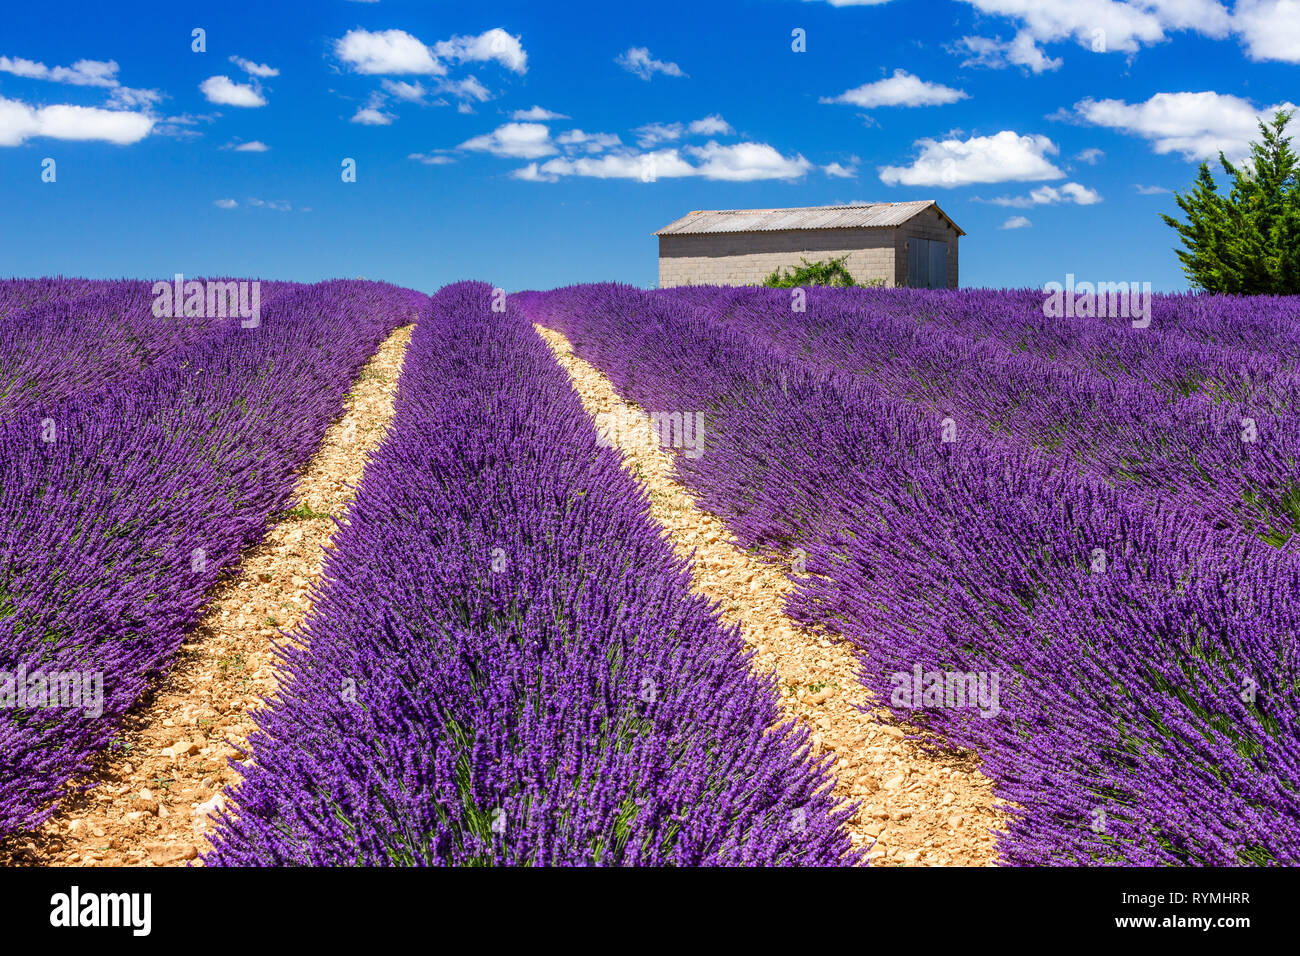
[1162,110,1300,294]
[763,256,868,288]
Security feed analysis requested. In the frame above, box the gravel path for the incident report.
[536,323,1006,866]
[0,325,413,867]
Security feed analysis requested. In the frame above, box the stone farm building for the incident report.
[655,201,964,289]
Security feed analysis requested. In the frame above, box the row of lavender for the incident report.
[0,281,303,420]
[517,283,1300,865]
[670,286,1300,546]
[206,282,855,865]
[0,279,424,836]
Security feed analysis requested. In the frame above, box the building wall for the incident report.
[658,228,897,288]
[893,208,961,288]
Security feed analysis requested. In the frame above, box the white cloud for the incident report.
[1075,147,1105,164]
[1001,215,1033,229]
[214,198,238,209]
[557,128,622,152]
[352,105,394,125]
[634,121,684,147]
[822,69,968,108]
[953,33,1063,73]
[460,121,556,158]
[823,160,858,178]
[686,141,812,181]
[1071,91,1299,162]
[409,151,456,165]
[0,56,119,86]
[803,0,895,5]
[1234,0,1300,62]
[335,29,444,75]
[689,114,733,135]
[0,56,163,110]
[248,197,291,211]
[1135,183,1172,194]
[522,148,696,181]
[616,47,686,80]
[232,140,269,151]
[957,0,1231,56]
[439,76,491,103]
[512,105,568,120]
[382,80,427,102]
[879,130,1065,187]
[983,181,1102,206]
[229,56,278,78]
[0,95,154,145]
[516,141,812,183]
[435,28,527,73]
[106,86,162,110]
[199,75,266,107]
[634,116,732,148]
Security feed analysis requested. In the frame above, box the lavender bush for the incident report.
[0,279,425,837]
[205,281,856,866]
[518,283,1300,865]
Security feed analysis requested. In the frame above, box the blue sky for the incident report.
[0,0,1295,292]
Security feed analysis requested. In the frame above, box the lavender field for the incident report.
[1,278,1296,868]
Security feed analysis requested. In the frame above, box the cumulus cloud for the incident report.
[1135,183,1172,194]
[439,75,492,103]
[231,140,269,151]
[1000,215,1033,229]
[247,197,292,211]
[1075,147,1105,164]
[956,0,1231,57]
[0,56,119,86]
[689,114,733,135]
[229,55,278,77]
[214,198,238,209]
[335,29,445,75]
[409,151,456,165]
[1070,90,1299,162]
[0,95,154,145]
[879,130,1065,187]
[686,141,812,181]
[0,55,163,112]
[352,106,394,125]
[616,47,686,80]
[199,75,266,107]
[335,27,526,75]
[514,141,812,183]
[556,129,622,152]
[634,121,685,147]
[823,160,858,178]
[635,116,735,148]
[982,181,1102,206]
[953,32,1063,73]
[460,121,557,158]
[822,69,968,108]
[434,28,527,73]
[382,80,427,102]
[1234,0,1300,62]
[512,105,568,120]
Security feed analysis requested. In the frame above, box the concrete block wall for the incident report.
[893,208,961,289]
[658,228,897,288]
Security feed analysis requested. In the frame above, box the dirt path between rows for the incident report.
[536,324,1005,866]
[0,325,413,867]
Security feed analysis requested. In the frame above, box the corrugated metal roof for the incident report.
[654,201,965,236]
